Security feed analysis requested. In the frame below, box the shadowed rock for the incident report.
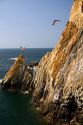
[1,55,34,92]
[0,0,83,125]
[33,0,83,124]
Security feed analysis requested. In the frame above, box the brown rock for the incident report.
[1,54,33,92]
[33,0,83,124]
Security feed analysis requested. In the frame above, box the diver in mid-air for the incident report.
[52,19,61,26]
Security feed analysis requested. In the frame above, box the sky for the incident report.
[0,0,73,48]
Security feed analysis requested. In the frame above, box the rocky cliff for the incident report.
[1,0,83,125]
[1,55,35,92]
[33,0,83,124]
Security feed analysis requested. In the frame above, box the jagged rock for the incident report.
[28,61,38,68]
[0,0,83,125]
[33,0,83,124]
[1,55,34,92]
[70,112,83,125]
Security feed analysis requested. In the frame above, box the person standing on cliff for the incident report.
[20,46,26,55]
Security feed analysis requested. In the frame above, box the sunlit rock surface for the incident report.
[1,0,83,125]
[33,0,83,124]
[1,55,34,92]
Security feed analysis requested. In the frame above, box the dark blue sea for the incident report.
[0,48,52,125]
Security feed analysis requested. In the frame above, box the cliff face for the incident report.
[1,55,33,92]
[1,0,83,124]
[33,0,83,124]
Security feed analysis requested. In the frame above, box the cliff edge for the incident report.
[33,0,83,124]
[1,55,33,92]
[1,0,83,125]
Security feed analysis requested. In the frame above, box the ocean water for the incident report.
[0,48,52,125]
[0,48,52,79]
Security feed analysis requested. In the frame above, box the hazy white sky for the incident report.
[0,0,73,48]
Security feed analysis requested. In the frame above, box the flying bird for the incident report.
[52,19,61,26]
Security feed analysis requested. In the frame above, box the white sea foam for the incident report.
[9,58,17,61]
[24,91,29,94]
[0,79,2,83]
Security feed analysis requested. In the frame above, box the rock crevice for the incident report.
[1,0,83,125]
[32,0,83,124]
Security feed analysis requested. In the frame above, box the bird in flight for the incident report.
[52,19,61,26]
